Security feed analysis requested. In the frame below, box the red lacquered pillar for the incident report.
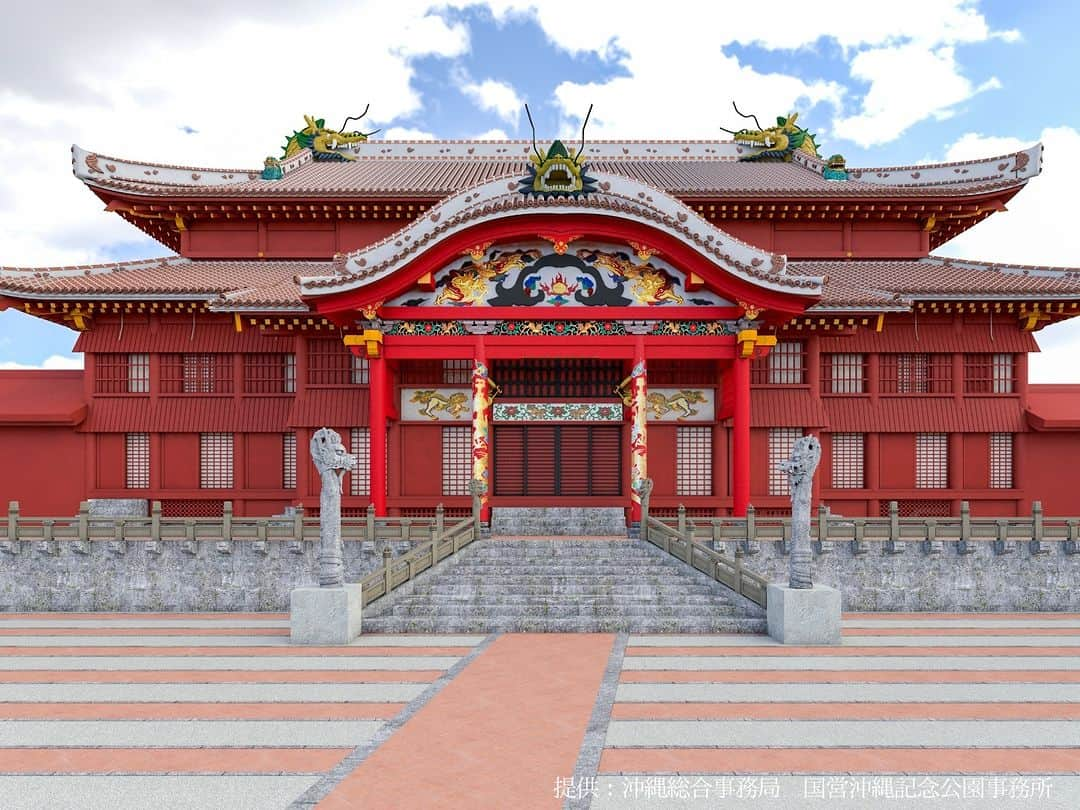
[369,353,388,517]
[732,355,751,517]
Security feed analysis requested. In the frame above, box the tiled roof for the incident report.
[794,257,1080,309]
[71,141,1041,200]
[5,256,1080,314]
[1026,385,1080,430]
[0,257,335,304]
[824,397,1025,433]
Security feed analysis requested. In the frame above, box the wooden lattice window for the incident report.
[964,354,1014,394]
[752,341,805,385]
[990,433,1013,488]
[822,353,865,394]
[308,338,366,386]
[880,354,952,394]
[125,433,150,489]
[95,353,149,394]
[881,499,952,518]
[830,433,864,489]
[283,432,297,489]
[349,428,370,496]
[199,433,233,488]
[768,427,802,495]
[441,426,472,496]
[676,426,712,496]
[915,433,948,489]
[492,359,622,398]
[161,354,233,394]
[442,360,472,385]
[244,354,296,393]
[160,500,224,517]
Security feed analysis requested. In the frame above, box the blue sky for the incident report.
[1,0,1077,377]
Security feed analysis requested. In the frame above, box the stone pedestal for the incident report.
[290,584,363,645]
[766,583,841,645]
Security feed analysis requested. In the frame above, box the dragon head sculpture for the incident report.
[518,104,598,198]
[282,107,379,162]
[723,104,821,163]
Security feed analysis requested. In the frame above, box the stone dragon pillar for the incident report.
[310,428,357,587]
[779,435,822,589]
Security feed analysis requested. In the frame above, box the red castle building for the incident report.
[2,112,1079,522]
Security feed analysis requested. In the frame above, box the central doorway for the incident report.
[492,424,622,497]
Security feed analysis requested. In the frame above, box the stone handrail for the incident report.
[645,515,769,608]
[0,500,451,554]
[658,500,1080,557]
[358,516,476,608]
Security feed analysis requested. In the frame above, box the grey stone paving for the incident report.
[0,775,322,810]
[629,633,1080,646]
[605,720,1080,748]
[0,683,428,703]
[615,682,1080,702]
[622,655,1079,670]
[0,655,464,671]
[843,618,1080,628]
[566,633,627,810]
[0,721,383,748]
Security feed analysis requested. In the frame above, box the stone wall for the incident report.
[718,539,1079,612]
[0,536,1076,613]
[0,539,411,613]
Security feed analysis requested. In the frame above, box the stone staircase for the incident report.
[490,507,626,536]
[361,538,767,633]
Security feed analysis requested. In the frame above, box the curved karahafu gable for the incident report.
[298,172,824,307]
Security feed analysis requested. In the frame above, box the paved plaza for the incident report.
[0,613,1077,808]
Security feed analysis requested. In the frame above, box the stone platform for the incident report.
[490,506,626,536]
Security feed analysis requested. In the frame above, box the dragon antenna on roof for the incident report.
[339,104,380,137]
[732,102,763,131]
[575,104,593,165]
[524,104,544,163]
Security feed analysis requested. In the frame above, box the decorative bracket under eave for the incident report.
[737,329,777,359]
[1019,307,1052,331]
[343,330,383,358]
[62,307,92,331]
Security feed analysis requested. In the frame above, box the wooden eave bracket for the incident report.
[737,329,776,359]
[343,329,384,358]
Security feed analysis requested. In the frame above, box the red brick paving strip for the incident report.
[0,646,467,657]
[0,747,350,774]
[2,613,289,620]
[317,634,614,809]
[610,702,1080,720]
[599,747,1080,774]
[0,627,289,636]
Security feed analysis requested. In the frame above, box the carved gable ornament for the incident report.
[386,240,734,309]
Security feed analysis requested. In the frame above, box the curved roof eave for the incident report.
[297,171,823,300]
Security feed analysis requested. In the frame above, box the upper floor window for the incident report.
[752,340,805,385]
[243,354,296,394]
[161,354,233,394]
[822,353,865,394]
[880,354,952,395]
[964,354,1014,394]
[443,359,472,385]
[308,338,366,386]
[95,353,149,394]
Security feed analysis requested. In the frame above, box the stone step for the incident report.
[406,582,726,597]
[362,616,767,634]
[384,603,736,619]
[403,575,719,589]
[490,507,627,536]
[437,565,713,576]
[386,593,726,605]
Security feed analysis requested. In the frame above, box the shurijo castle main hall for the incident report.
[2,111,1080,524]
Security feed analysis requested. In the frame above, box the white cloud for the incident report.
[0,354,83,370]
[382,127,438,140]
[459,78,522,126]
[463,0,1013,145]
[0,3,469,267]
[470,128,511,140]
[834,45,1001,146]
[936,126,1080,383]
